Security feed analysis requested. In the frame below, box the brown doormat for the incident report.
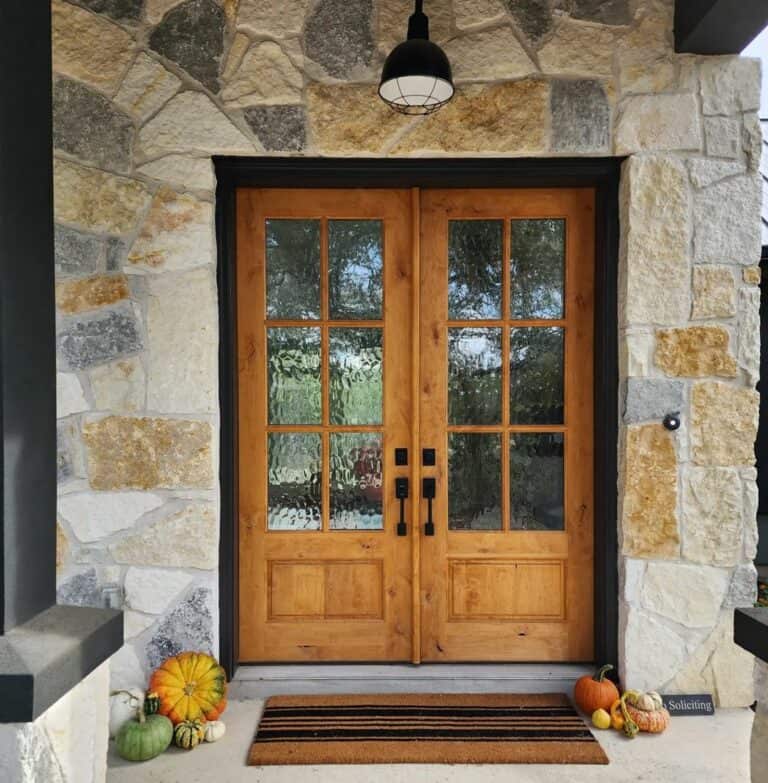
[248,693,609,765]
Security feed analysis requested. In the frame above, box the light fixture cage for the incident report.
[378,1,454,115]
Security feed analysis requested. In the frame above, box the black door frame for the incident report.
[214,157,622,678]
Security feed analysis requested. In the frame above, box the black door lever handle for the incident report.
[423,477,436,536]
[395,477,408,536]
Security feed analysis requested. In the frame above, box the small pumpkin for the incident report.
[609,698,624,731]
[591,708,611,730]
[573,664,620,714]
[150,651,228,725]
[109,689,144,739]
[143,691,160,716]
[203,720,226,743]
[174,719,206,750]
[631,690,664,712]
[624,703,670,733]
[619,691,640,739]
[115,706,173,762]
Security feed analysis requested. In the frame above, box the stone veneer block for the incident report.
[55,225,120,276]
[54,159,152,236]
[725,563,759,608]
[691,381,758,466]
[52,78,134,174]
[744,266,762,285]
[621,156,690,325]
[82,416,214,489]
[113,53,182,121]
[221,42,303,107]
[504,0,551,42]
[57,420,85,483]
[571,0,631,25]
[654,326,737,378]
[55,274,130,315]
[304,0,374,80]
[688,158,745,189]
[138,155,216,192]
[57,305,143,370]
[237,0,313,37]
[138,92,256,157]
[124,567,195,614]
[89,357,146,413]
[693,174,762,264]
[623,378,684,424]
[453,0,506,30]
[703,116,741,158]
[111,503,217,568]
[146,269,218,413]
[148,0,225,92]
[379,0,451,52]
[128,188,213,272]
[444,26,536,81]
[691,266,736,319]
[59,491,164,543]
[538,19,619,77]
[52,0,134,92]
[700,57,761,115]
[616,93,702,153]
[738,287,760,386]
[244,106,306,152]
[743,113,762,172]
[621,424,680,559]
[394,80,549,154]
[57,372,89,418]
[550,79,610,152]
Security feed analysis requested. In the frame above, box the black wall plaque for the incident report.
[661,694,715,716]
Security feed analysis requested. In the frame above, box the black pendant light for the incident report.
[378,0,454,115]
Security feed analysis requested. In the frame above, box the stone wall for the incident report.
[0,663,109,783]
[51,0,761,704]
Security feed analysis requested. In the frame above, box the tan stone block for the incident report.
[237,0,313,37]
[111,503,217,569]
[691,381,758,466]
[55,274,130,315]
[128,187,213,272]
[682,467,743,566]
[654,326,737,378]
[620,330,655,377]
[82,416,213,490]
[222,32,250,81]
[444,26,536,81]
[743,266,762,285]
[394,80,548,154]
[307,83,406,154]
[89,357,146,413]
[621,424,680,559]
[52,0,134,92]
[56,521,69,572]
[113,53,181,121]
[539,18,620,77]
[453,0,506,29]
[621,156,691,325]
[222,41,303,107]
[145,0,184,24]
[617,4,674,94]
[379,0,451,52]
[54,159,152,235]
[691,266,736,319]
[616,93,702,154]
[738,287,760,387]
[137,155,215,193]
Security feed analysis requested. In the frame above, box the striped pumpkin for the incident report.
[624,704,670,733]
[150,652,227,725]
[173,719,206,750]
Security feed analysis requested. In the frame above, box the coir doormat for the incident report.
[248,693,608,765]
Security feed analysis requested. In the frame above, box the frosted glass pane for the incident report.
[510,219,564,319]
[329,220,383,319]
[268,328,321,424]
[448,433,501,530]
[330,434,383,530]
[448,327,502,425]
[268,433,321,530]
[510,433,564,530]
[266,219,321,320]
[329,328,383,425]
[448,220,503,319]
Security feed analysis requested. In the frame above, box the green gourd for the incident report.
[174,719,205,750]
[143,691,160,716]
[115,707,173,762]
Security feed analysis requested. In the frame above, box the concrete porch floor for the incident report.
[107,698,753,783]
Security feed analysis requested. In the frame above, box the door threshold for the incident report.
[230,663,591,699]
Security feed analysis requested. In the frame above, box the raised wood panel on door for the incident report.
[419,189,595,662]
[237,189,413,662]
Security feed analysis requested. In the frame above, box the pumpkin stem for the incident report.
[593,664,614,682]
[137,705,146,724]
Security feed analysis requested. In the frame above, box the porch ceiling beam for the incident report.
[675,0,768,54]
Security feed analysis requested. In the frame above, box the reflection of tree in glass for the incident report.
[267,328,321,424]
[448,328,502,425]
[329,220,383,319]
[448,434,502,530]
[266,219,321,319]
[448,220,503,319]
[511,219,564,319]
[330,328,383,425]
[510,434,564,530]
[510,327,563,424]
[267,433,322,530]
[330,434,383,530]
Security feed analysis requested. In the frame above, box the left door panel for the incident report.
[237,189,414,662]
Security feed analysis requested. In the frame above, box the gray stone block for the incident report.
[304,0,374,79]
[149,0,225,92]
[56,568,103,608]
[624,378,685,424]
[504,0,552,42]
[571,0,631,25]
[57,305,143,370]
[244,105,306,152]
[55,224,117,276]
[551,79,609,152]
[145,587,214,669]
[53,78,134,174]
[78,0,143,22]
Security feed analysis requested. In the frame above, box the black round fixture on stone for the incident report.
[663,412,681,431]
[378,0,454,115]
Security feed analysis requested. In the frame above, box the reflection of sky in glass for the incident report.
[329,221,383,319]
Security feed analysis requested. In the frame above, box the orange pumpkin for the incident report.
[573,664,620,714]
[625,703,670,733]
[149,652,227,725]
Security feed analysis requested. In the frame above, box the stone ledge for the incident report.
[0,604,122,722]
[734,607,768,664]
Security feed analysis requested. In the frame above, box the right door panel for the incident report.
[419,189,595,662]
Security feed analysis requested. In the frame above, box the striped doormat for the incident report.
[248,693,608,765]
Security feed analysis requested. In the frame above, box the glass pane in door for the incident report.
[510,219,565,319]
[509,327,564,424]
[510,433,564,530]
[267,327,321,424]
[329,328,383,425]
[329,220,383,319]
[267,433,322,530]
[330,433,383,529]
[448,327,502,424]
[448,433,502,530]
[448,220,503,319]
[266,219,321,319]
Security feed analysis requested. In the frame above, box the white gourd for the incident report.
[204,720,226,743]
[109,689,145,739]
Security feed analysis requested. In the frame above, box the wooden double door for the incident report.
[237,187,595,663]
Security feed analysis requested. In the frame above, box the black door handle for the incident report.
[423,477,436,536]
[395,477,408,536]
